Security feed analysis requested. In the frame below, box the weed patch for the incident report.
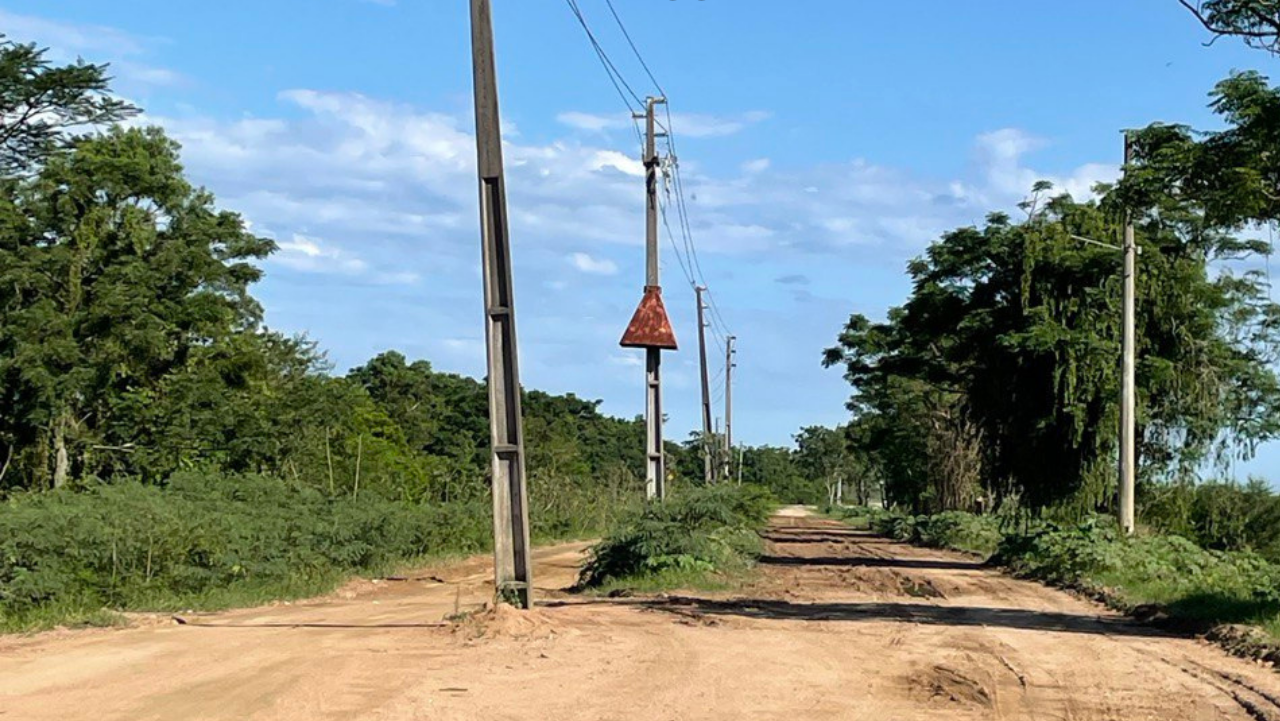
[577,485,775,591]
[839,506,1280,660]
[0,472,496,633]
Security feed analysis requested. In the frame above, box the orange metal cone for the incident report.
[620,286,678,350]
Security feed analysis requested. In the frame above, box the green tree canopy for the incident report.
[0,127,275,487]
[0,37,135,175]
[825,190,1280,512]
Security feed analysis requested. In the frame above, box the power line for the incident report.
[659,197,697,288]
[659,151,733,339]
[564,0,645,113]
[603,0,666,97]
[562,0,733,340]
[660,113,733,338]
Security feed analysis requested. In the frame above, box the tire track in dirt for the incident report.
[6,509,1280,720]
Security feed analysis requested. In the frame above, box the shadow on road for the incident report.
[759,555,986,572]
[175,620,449,629]
[637,597,1169,639]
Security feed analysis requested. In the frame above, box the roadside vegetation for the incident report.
[816,1,1280,665]
[829,501,1280,656]
[0,38,670,633]
[0,38,829,632]
[576,485,775,593]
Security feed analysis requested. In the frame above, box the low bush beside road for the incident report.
[576,485,775,592]
[996,519,1280,639]
[826,505,1001,557]
[829,505,1280,658]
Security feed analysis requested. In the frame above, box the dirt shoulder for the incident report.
[6,515,1280,720]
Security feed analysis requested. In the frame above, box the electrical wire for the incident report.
[565,0,645,111]
[659,198,697,289]
[603,0,666,98]
[563,0,734,341]
[592,0,734,339]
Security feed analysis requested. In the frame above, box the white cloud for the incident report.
[556,109,771,138]
[556,111,627,133]
[588,150,644,176]
[569,252,619,275]
[962,128,1117,203]
[0,10,181,88]
[610,353,644,368]
[274,234,368,274]
[672,110,771,138]
[159,91,1112,267]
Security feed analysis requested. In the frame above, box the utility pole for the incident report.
[619,96,676,500]
[723,335,735,480]
[696,286,715,484]
[1119,132,1137,536]
[469,0,533,608]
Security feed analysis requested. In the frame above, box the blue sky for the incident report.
[5,1,1279,475]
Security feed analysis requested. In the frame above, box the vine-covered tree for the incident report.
[0,127,274,488]
[825,190,1280,513]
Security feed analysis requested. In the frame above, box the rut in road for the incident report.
[5,510,1280,720]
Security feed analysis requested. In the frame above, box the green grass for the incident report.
[0,472,524,634]
[576,484,775,592]
[827,505,1001,556]
[1,468,648,634]
[833,505,1280,656]
[995,519,1280,636]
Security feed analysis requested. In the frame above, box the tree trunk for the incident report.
[52,415,69,489]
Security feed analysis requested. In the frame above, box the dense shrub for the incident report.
[577,485,775,588]
[846,506,1280,638]
[845,507,1002,557]
[1141,480,1280,562]
[996,518,1280,626]
[0,472,493,629]
[823,504,891,530]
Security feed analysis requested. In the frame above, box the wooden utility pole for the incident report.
[722,335,735,480]
[1119,133,1137,536]
[469,0,533,608]
[696,286,715,484]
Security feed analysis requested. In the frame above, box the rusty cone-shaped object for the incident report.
[620,285,678,350]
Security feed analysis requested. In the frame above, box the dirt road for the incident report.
[6,510,1280,720]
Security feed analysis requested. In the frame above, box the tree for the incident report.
[793,425,852,506]
[1179,1,1280,54]
[826,190,1280,514]
[738,444,809,503]
[0,127,274,488]
[0,37,135,175]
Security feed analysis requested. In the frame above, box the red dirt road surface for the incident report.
[5,507,1280,720]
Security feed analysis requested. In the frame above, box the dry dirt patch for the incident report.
[6,517,1280,720]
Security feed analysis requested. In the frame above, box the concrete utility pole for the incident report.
[619,97,675,500]
[696,287,715,484]
[723,335,735,480]
[638,96,670,500]
[469,0,533,608]
[1119,133,1137,536]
